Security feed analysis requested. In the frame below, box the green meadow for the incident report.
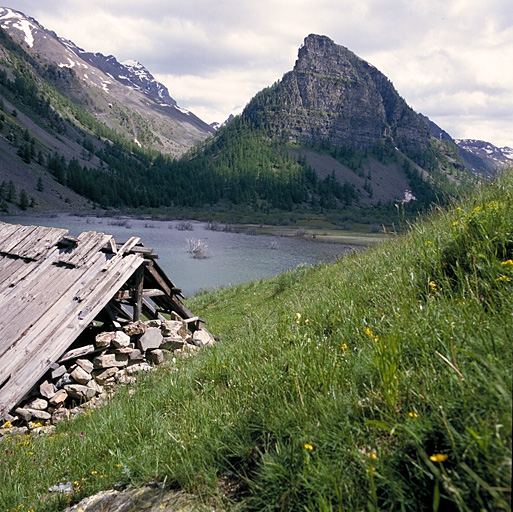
[1,172,511,511]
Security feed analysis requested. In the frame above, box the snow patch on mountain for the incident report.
[0,7,36,47]
[456,139,513,166]
[173,105,191,115]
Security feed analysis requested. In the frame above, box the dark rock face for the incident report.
[245,34,430,150]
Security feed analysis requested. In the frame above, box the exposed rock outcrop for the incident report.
[244,34,431,150]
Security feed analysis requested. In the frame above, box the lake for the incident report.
[0,214,357,296]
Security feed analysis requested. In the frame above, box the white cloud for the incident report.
[4,0,513,146]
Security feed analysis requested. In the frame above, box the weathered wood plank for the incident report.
[0,225,38,254]
[0,252,142,377]
[4,225,62,260]
[0,251,109,356]
[58,344,98,362]
[117,237,143,255]
[58,232,113,267]
[18,226,68,260]
[0,255,27,286]
[0,254,144,418]
[133,265,145,321]
[114,288,166,300]
[0,223,26,252]
[0,246,65,304]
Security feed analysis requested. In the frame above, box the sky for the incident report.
[3,0,513,147]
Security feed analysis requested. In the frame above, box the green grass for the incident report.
[1,172,512,511]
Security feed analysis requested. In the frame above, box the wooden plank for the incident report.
[133,265,145,322]
[0,223,25,252]
[58,344,98,362]
[58,232,112,267]
[0,251,109,356]
[0,254,144,419]
[104,237,118,254]
[0,255,27,287]
[114,288,165,300]
[112,237,141,257]
[142,289,166,297]
[115,244,154,256]
[0,246,65,304]
[0,225,38,254]
[19,226,67,260]
[5,226,65,260]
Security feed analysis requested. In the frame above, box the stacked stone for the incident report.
[9,320,214,428]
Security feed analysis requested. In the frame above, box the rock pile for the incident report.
[5,319,214,429]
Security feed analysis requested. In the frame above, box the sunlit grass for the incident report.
[1,171,511,511]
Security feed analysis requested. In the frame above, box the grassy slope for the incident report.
[1,172,511,512]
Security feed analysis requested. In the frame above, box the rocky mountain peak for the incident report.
[295,34,361,79]
[0,7,212,156]
[0,7,185,110]
[244,34,430,150]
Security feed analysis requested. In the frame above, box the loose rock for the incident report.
[137,327,163,352]
[70,365,92,385]
[112,331,131,348]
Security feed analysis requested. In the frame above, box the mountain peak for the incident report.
[0,7,181,109]
[245,34,429,150]
[294,34,361,78]
[0,6,40,47]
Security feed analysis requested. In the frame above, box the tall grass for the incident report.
[1,172,511,511]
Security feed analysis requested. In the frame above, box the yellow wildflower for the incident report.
[408,411,419,418]
[429,281,437,291]
[341,343,348,350]
[2,420,12,429]
[374,336,379,342]
[501,259,513,267]
[295,312,301,323]
[365,327,372,336]
[452,220,460,227]
[369,452,378,460]
[91,470,98,475]
[303,443,314,451]
[429,453,448,462]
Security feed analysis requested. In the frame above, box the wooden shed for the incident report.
[0,221,201,421]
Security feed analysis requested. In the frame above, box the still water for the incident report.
[0,214,355,296]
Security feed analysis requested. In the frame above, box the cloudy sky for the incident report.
[4,0,513,146]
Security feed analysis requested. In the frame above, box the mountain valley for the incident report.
[0,7,510,221]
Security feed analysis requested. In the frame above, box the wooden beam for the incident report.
[132,265,145,322]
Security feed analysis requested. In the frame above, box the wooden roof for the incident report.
[0,221,195,420]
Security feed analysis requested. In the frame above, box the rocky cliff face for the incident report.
[245,34,430,150]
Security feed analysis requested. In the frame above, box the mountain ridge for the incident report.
[0,6,213,156]
[244,34,431,151]
[0,15,507,217]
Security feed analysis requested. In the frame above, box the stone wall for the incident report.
[1,319,214,433]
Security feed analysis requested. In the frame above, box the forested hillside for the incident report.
[0,26,485,221]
